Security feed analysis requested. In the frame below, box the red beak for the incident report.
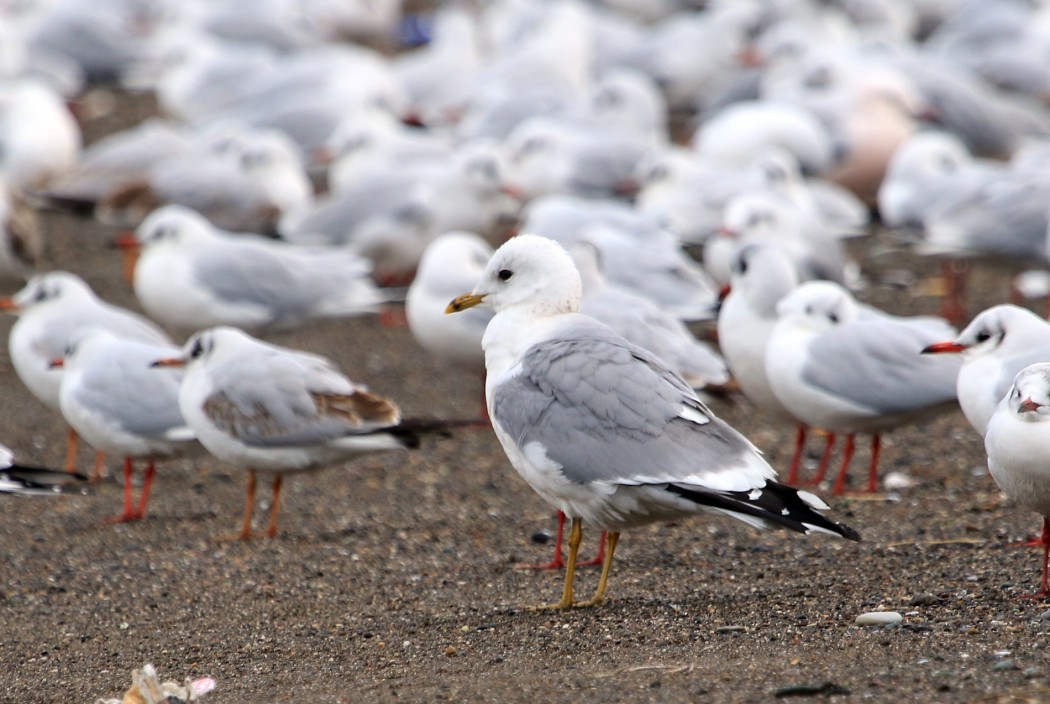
[1021,397,1043,413]
[920,341,966,355]
[150,357,185,368]
[48,357,64,369]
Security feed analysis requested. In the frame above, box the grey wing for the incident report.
[492,322,767,489]
[193,241,313,321]
[801,321,960,413]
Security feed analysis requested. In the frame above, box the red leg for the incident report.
[939,259,969,325]
[220,470,257,541]
[106,457,139,523]
[378,305,408,328]
[831,434,856,496]
[517,511,566,570]
[866,433,882,493]
[808,433,837,485]
[1018,518,1050,599]
[576,531,608,567]
[266,474,283,538]
[785,425,808,485]
[135,460,155,519]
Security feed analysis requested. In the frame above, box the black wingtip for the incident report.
[388,418,483,448]
[666,481,861,542]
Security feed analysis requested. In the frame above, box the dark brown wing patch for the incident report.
[310,390,400,428]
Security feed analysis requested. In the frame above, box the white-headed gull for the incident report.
[766,281,960,494]
[125,205,387,333]
[446,234,858,609]
[922,304,1050,436]
[153,326,463,540]
[985,362,1050,598]
[56,329,200,521]
[1,272,171,471]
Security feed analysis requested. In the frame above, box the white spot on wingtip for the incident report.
[796,489,829,510]
[678,404,710,425]
[748,488,762,500]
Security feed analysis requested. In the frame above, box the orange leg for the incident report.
[266,474,284,538]
[225,470,257,541]
[831,434,856,496]
[106,457,139,523]
[785,425,808,485]
[65,427,79,473]
[91,450,107,482]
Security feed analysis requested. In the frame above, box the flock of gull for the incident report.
[6,0,1050,618]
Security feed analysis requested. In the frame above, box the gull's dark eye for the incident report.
[498,269,513,282]
[189,338,205,359]
[975,330,991,343]
[828,312,839,324]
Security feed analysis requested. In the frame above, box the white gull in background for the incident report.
[1,272,172,472]
[984,363,1050,598]
[446,234,858,609]
[571,242,729,391]
[406,231,493,371]
[155,326,462,540]
[56,329,199,521]
[0,77,81,188]
[96,126,312,234]
[766,281,960,494]
[521,195,718,320]
[125,205,387,334]
[922,305,1050,436]
[717,243,815,483]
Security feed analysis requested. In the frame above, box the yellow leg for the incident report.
[577,531,619,608]
[529,517,582,611]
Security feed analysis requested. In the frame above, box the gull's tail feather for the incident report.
[666,481,861,541]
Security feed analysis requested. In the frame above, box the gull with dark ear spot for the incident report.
[922,304,1050,436]
[446,234,858,611]
[154,326,465,540]
[765,281,961,495]
[0,271,172,473]
[985,363,1050,598]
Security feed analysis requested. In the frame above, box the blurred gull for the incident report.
[0,272,172,471]
[124,205,387,334]
[572,242,729,391]
[0,180,43,277]
[445,234,859,609]
[0,77,81,188]
[56,329,199,521]
[766,281,960,494]
[0,443,86,496]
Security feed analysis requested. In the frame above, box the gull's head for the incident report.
[2,271,95,313]
[152,326,249,370]
[774,280,858,333]
[922,304,1040,358]
[446,234,582,317]
[1005,363,1050,423]
[137,205,214,249]
[728,242,799,316]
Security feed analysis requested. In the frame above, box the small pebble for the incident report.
[909,593,944,607]
[883,472,916,490]
[445,646,457,657]
[1024,667,1039,678]
[992,660,1017,672]
[1039,610,1050,622]
[530,531,551,545]
[855,611,903,626]
[715,625,746,633]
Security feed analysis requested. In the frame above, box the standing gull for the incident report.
[446,234,858,610]
[153,327,462,540]
[985,363,1050,597]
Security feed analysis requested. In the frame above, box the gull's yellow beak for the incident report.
[446,292,486,314]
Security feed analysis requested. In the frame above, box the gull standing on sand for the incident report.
[446,234,858,610]
[985,363,1050,597]
[1,272,171,472]
[154,327,458,540]
[56,329,199,522]
[765,281,960,494]
[922,305,1050,436]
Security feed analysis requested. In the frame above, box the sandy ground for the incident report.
[2,93,1050,704]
